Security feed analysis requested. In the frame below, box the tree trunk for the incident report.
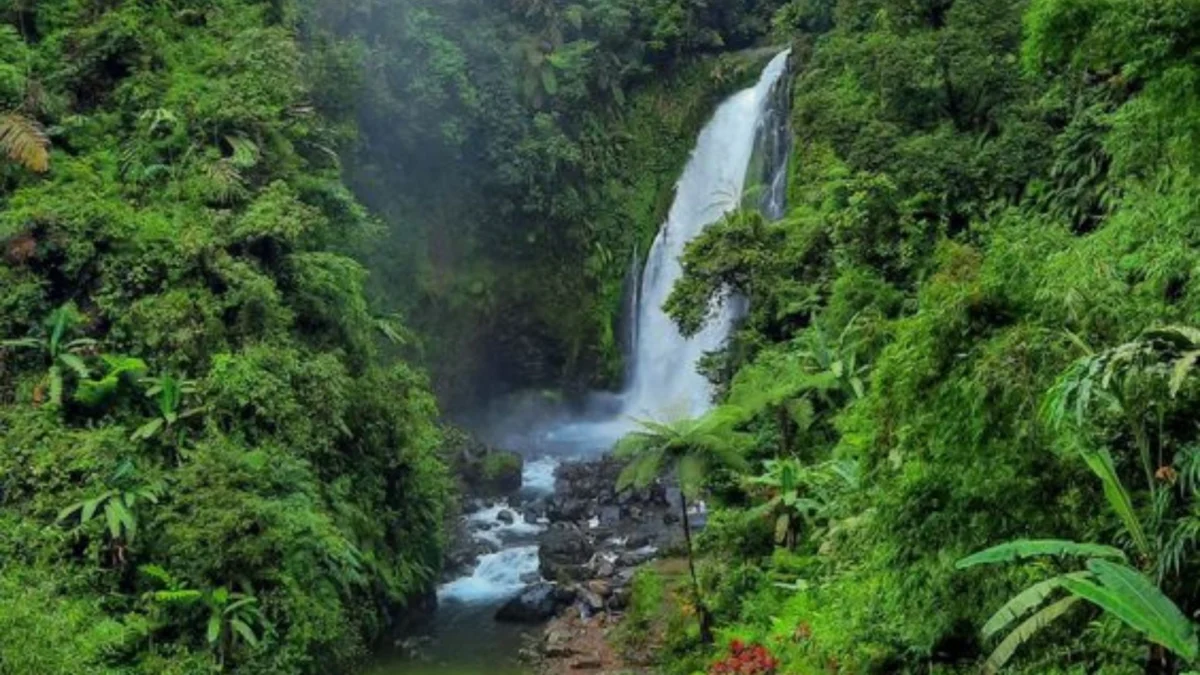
[680,493,714,644]
[777,404,792,456]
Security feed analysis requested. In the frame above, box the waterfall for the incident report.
[444,51,794,605]
[620,49,792,421]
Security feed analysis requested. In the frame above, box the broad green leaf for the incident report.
[956,539,1126,568]
[133,418,164,441]
[224,597,258,614]
[1060,560,1198,661]
[105,503,123,539]
[984,596,1080,674]
[57,502,83,523]
[81,492,112,523]
[230,618,259,647]
[1170,350,1200,397]
[982,573,1089,639]
[1079,447,1150,556]
[207,615,221,644]
[774,513,790,544]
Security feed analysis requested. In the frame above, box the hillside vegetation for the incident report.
[633,0,1200,673]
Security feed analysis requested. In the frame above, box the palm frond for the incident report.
[0,112,50,173]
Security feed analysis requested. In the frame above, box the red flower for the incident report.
[709,642,778,675]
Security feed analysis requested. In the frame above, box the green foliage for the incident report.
[616,408,751,644]
[641,0,1200,673]
[481,451,523,482]
[0,2,449,672]
[0,111,50,173]
[616,407,750,499]
[1059,559,1197,662]
[312,0,789,407]
[1,303,99,407]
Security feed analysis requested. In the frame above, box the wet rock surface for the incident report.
[495,582,576,623]
[440,453,682,672]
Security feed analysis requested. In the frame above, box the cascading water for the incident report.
[540,49,793,451]
[620,49,791,421]
[379,50,793,675]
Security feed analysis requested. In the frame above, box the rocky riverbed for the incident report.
[431,454,688,673]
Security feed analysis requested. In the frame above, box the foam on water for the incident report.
[521,456,560,495]
[437,545,540,604]
[464,502,545,547]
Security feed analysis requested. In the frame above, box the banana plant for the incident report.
[958,540,1197,673]
[139,568,269,669]
[1,303,98,407]
[957,441,1198,671]
[745,459,859,550]
[58,476,163,565]
[206,586,268,669]
[132,375,204,460]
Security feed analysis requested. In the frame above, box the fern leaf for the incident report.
[956,539,1126,568]
[139,564,174,586]
[1060,560,1199,661]
[58,352,90,379]
[0,338,41,349]
[151,589,202,605]
[984,596,1081,674]
[225,135,260,169]
[205,159,246,204]
[0,112,50,173]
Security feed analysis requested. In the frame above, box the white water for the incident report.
[437,546,540,603]
[437,50,792,608]
[541,49,792,451]
[520,456,559,495]
[622,49,791,421]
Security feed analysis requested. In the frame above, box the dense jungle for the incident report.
[1,0,1199,674]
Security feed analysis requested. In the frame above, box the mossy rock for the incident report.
[448,426,524,497]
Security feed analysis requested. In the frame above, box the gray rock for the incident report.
[497,509,515,525]
[495,583,569,623]
[539,528,595,582]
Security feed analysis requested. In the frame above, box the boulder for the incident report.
[578,587,606,615]
[497,509,515,525]
[586,579,612,599]
[539,528,595,582]
[460,447,524,497]
[496,583,568,623]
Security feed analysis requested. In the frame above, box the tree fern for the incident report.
[0,111,50,173]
